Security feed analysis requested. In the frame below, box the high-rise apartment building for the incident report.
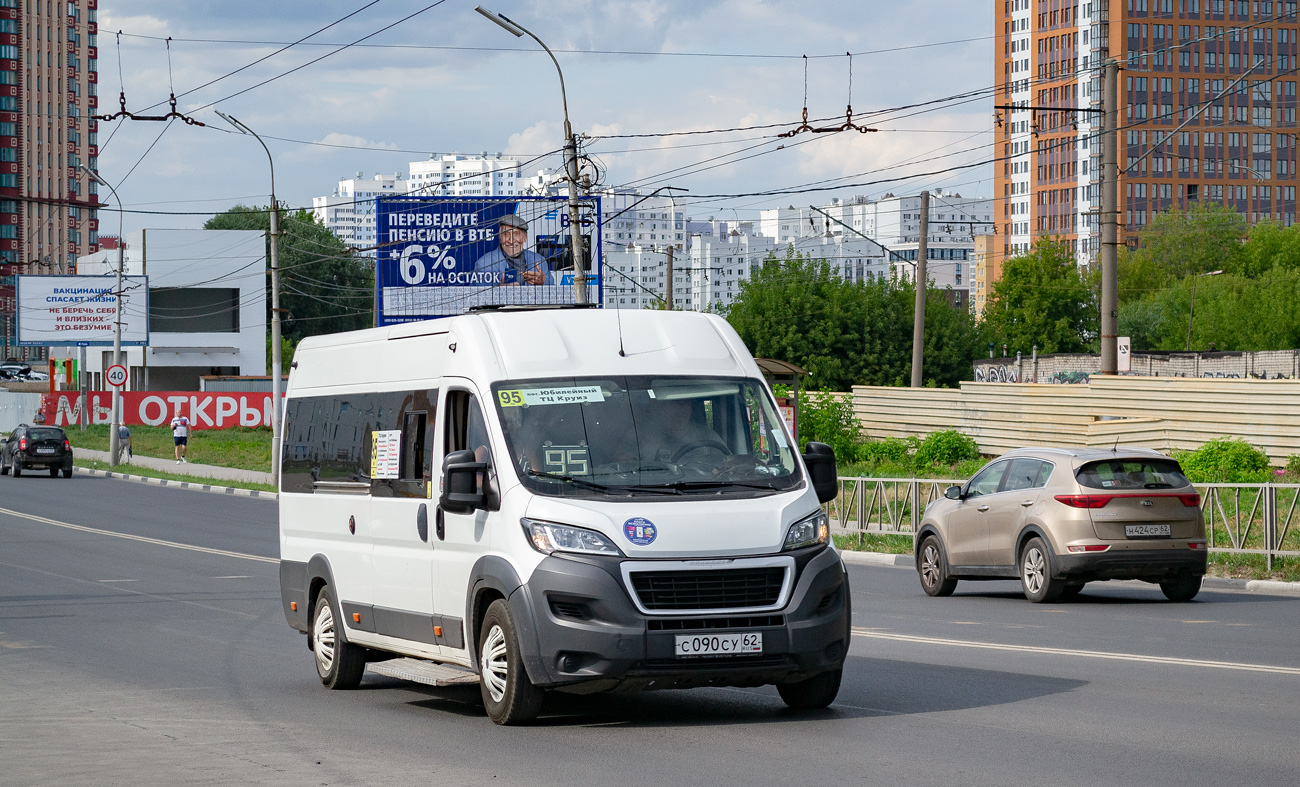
[995,0,1300,266]
[0,0,100,359]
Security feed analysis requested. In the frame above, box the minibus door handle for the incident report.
[435,506,446,541]
[416,504,429,542]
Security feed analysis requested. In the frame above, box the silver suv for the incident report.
[915,447,1207,602]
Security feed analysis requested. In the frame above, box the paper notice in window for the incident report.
[498,386,605,407]
[371,429,402,479]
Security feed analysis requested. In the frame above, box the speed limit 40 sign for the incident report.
[106,364,129,387]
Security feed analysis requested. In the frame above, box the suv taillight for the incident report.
[1178,493,1201,507]
[1054,494,1111,508]
[18,437,26,451]
[64,439,71,451]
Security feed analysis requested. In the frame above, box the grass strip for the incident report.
[74,458,277,494]
[68,425,272,472]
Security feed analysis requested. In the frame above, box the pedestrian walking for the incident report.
[117,424,132,463]
[171,413,190,463]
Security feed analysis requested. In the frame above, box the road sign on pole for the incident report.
[106,364,128,387]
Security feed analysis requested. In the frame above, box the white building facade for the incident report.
[311,173,408,256]
[76,229,267,391]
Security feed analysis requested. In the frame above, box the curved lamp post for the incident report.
[78,165,124,465]
[216,111,284,487]
[476,6,588,303]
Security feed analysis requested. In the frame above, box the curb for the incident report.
[837,548,1300,597]
[74,465,277,501]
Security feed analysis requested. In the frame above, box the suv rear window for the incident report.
[1076,459,1190,490]
[27,428,65,441]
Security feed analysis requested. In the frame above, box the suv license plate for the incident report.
[35,447,56,455]
[1125,524,1171,537]
[675,632,762,657]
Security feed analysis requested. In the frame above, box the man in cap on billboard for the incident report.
[473,213,551,285]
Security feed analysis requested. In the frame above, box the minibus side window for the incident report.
[371,389,437,499]
[445,391,494,497]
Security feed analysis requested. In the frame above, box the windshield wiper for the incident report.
[624,480,780,492]
[524,470,618,493]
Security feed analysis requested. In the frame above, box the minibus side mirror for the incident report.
[802,441,839,504]
[440,449,487,515]
[944,485,964,501]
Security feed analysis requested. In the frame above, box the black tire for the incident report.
[1160,575,1202,602]
[0,456,8,475]
[1061,582,1086,599]
[777,668,842,710]
[918,535,958,597]
[12,458,21,477]
[1019,536,1064,603]
[49,467,59,477]
[311,586,366,690]
[478,599,544,725]
[62,464,73,479]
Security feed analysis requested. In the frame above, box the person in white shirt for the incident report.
[171,414,190,463]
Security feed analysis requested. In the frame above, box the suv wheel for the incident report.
[1160,574,1202,602]
[918,535,957,597]
[12,458,21,477]
[1019,536,1064,603]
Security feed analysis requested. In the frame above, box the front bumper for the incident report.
[1056,547,1207,582]
[510,545,850,691]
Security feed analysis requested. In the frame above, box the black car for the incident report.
[2,424,74,478]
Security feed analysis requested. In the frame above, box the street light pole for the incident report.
[217,111,284,487]
[476,6,587,303]
[79,165,124,465]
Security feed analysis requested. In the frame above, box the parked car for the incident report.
[915,447,1207,602]
[0,362,32,379]
[1,424,74,478]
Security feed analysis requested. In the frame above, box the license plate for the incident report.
[675,632,762,657]
[1125,524,1171,537]
[35,447,56,455]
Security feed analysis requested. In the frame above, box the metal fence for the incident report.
[829,476,1300,567]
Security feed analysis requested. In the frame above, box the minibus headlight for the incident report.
[783,510,830,551]
[522,518,623,557]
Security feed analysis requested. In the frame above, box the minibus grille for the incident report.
[629,567,786,611]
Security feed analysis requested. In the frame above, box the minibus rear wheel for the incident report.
[312,586,365,689]
[776,668,842,710]
[478,600,544,725]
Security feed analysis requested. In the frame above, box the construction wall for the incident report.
[973,349,1300,384]
[850,377,1300,464]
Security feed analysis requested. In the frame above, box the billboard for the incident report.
[375,196,602,324]
[17,274,150,346]
[42,391,276,428]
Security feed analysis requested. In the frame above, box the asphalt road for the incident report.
[2,472,1299,787]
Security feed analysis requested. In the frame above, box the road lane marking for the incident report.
[0,506,277,565]
[853,628,1300,675]
[97,579,138,583]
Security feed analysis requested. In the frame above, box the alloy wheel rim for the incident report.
[1023,547,1045,594]
[481,624,509,703]
[314,603,336,676]
[921,544,941,587]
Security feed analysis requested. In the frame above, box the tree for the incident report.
[205,205,374,343]
[982,239,1096,355]
[724,248,984,390]
[1119,201,1246,300]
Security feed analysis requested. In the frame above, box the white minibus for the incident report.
[278,306,848,724]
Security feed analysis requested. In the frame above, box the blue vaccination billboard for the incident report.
[375,196,602,324]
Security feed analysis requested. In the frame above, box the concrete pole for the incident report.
[664,244,674,310]
[78,344,86,431]
[1099,59,1120,375]
[566,125,587,304]
[911,190,930,388]
[110,233,123,464]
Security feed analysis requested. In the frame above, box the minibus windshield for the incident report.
[492,376,802,498]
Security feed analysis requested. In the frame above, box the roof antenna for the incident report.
[1112,436,1120,452]
[615,302,626,357]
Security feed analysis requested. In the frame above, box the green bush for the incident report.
[1174,437,1273,483]
[859,436,915,465]
[1287,454,1300,478]
[795,391,865,462]
[913,429,981,468]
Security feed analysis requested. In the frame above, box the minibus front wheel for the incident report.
[478,600,544,725]
[776,668,843,710]
[312,586,365,689]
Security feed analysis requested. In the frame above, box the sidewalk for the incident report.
[78,447,274,486]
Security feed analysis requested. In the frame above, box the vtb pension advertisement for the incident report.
[375,196,602,324]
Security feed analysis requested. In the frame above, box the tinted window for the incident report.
[1003,458,1049,492]
[27,427,64,441]
[966,460,1008,498]
[1077,458,1191,490]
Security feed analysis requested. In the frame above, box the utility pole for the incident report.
[664,245,674,309]
[1099,59,1119,375]
[911,190,930,388]
[81,166,124,464]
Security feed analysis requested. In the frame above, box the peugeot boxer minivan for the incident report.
[278,306,849,724]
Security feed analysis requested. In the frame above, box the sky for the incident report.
[94,0,996,231]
